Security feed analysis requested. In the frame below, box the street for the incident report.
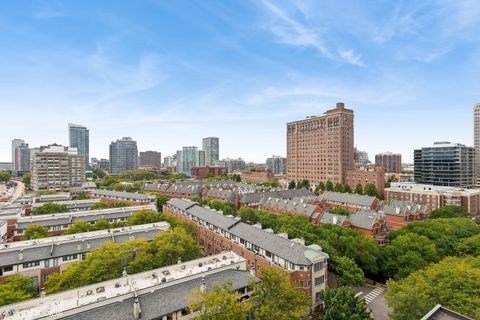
[355,285,391,320]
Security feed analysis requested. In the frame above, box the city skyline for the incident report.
[1,1,480,163]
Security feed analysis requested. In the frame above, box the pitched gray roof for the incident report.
[240,189,314,204]
[90,189,155,201]
[348,210,383,230]
[61,270,251,320]
[1,224,169,266]
[320,191,376,207]
[319,212,348,226]
[259,197,318,218]
[382,200,428,216]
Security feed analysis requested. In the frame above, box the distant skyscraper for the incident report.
[287,102,354,184]
[109,137,138,174]
[266,156,287,176]
[197,149,205,167]
[354,148,369,165]
[375,152,402,173]
[31,144,84,192]
[215,158,246,173]
[474,104,480,186]
[414,142,475,188]
[69,123,90,170]
[181,146,198,176]
[14,142,30,174]
[11,139,24,171]
[176,150,183,173]
[139,151,162,168]
[202,137,219,166]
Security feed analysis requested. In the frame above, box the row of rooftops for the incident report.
[387,182,480,195]
[15,205,157,230]
[0,252,249,320]
[0,222,171,266]
[166,198,328,266]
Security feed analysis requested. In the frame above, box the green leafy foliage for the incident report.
[127,209,162,225]
[251,267,309,320]
[0,275,38,306]
[325,180,334,191]
[72,192,89,200]
[288,180,296,189]
[0,171,11,182]
[297,179,310,189]
[331,255,364,286]
[386,256,480,320]
[320,286,372,320]
[32,203,69,215]
[363,183,379,198]
[22,173,31,190]
[188,281,252,320]
[430,205,468,219]
[21,224,50,240]
[455,234,480,256]
[380,233,439,279]
[354,183,363,195]
[330,208,351,216]
[46,228,201,293]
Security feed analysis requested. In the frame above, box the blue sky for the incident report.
[1,0,479,163]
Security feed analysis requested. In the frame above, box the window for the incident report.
[299,280,304,287]
[314,261,324,272]
[315,292,322,303]
[3,266,13,273]
[62,254,78,261]
[314,275,325,286]
[23,261,40,269]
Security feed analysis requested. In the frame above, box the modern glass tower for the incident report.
[181,146,198,176]
[68,123,89,170]
[11,139,24,171]
[202,137,219,166]
[109,137,138,174]
[414,142,475,188]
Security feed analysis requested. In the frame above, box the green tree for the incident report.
[91,201,110,210]
[93,219,111,230]
[386,256,480,320]
[32,202,69,215]
[72,192,89,200]
[380,233,439,279]
[21,224,50,240]
[297,179,310,189]
[314,182,325,195]
[363,183,378,198]
[330,208,351,216]
[92,168,106,179]
[430,205,468,219]
[332,255,364,286]
[64,221,94,234]
[320,286,372,320]
[127,209,162,226]
[343,184,352,193]
[188,281,252,320]
[156,195,170,212]
[22,172,31,190]
[334,183,343,193]
[0,171,11,182]
[325,180,334,191]
[455,234,480,256]
[0,275,38,306]
[354,183,363,195]
[251,267,309,320]
[288,180,296,189]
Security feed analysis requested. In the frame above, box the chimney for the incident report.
[336,102,345,109]
[200,278,207,293]
[133,290,142,319]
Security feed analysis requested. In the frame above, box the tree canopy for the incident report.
[320,286,372,320]
[21,224,49,240]
[0,171,11,182]
[251,267,309,320]
[32,202,69,215]
[430,205,468,219]
[386,256,480,320]
[188,281,252,320]
[46,227,201,293]
[363,183,379,198]
[0,275,38,307]
[354,183,363,195]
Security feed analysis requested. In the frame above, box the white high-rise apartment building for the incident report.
[31,144,85,192]
[474,103,480,186]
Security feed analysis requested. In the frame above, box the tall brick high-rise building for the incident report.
[287,102,354,185]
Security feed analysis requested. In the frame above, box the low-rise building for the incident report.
[26,199,101,215]
[318,191,379,211]
[0,222,170,287]
[421,304,473,320]
[164,198,329,307]
[346,165,385,198]
[258,197,322,220]
[12,205,157,241]
[240,169,274,184]
[381,200,429,230]
[191,166,227,179]
[0,252,251,320]
[144,182,204,199]
[385,182,480,215]
[348,210,388,245]
[88,189,156,205]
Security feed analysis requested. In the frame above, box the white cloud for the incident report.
[338,49,365,67]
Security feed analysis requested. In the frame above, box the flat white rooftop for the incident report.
[1,222,171,251]
[0,251,246,320]
[388,182,480,195]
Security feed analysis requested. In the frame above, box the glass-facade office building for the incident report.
[69,123,89,170]
[414,142,475,188]
[109,137,138,174]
